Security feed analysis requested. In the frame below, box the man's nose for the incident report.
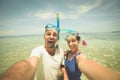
[50,35,54,39]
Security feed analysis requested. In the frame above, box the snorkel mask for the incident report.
[45,24,60,33]
[65,31,87,46]
[65,31,80,41]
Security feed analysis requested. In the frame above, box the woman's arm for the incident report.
[76,54,120,80]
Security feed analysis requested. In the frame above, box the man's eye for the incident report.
[53,32,58,36]
[53,34,57,37]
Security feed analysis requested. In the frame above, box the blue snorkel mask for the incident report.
[45,24,60,32]
[65,31,80,41]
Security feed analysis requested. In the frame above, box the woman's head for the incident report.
[65,32,80,53]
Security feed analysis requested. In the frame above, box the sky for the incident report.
[0,0,120,36]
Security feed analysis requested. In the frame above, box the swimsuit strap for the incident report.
[74,52,81,57]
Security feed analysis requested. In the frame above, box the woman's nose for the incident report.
[69,41,73,46]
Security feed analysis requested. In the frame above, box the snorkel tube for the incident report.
[55,13,60,48]
[56,13,60,40]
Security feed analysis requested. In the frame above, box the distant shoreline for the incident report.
[0,35,41,37]
[112,31,120,33]
[0,31,120,37]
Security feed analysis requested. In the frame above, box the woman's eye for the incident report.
[53,34,57,37]
[67,41,70,44]
[72,39,76,42]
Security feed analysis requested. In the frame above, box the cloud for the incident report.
[28,9,56,19]
[77,0,101,14]
[57,0,102,19]
[28,0,102,20]
[84,0,120,16]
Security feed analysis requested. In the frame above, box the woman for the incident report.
[64,32,120,80]
[64,32,82,80]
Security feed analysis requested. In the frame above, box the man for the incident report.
[30,24,68,80]
[0,24,68,80]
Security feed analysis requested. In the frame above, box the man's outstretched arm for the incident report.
[0,56,38,80]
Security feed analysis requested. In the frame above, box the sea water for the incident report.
[0,32,120,79]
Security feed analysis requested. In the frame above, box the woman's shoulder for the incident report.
[76,53,87,60]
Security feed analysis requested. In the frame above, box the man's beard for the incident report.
[48,44,55,48]
[47,42,55,48]
[45,40,56,48]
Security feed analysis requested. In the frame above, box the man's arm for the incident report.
[76,54,120,80]
[61,65,69,80]
[0,56,39,80]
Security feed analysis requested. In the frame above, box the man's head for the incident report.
[44,24,60,48]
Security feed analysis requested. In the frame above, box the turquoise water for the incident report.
[0,32,120,76]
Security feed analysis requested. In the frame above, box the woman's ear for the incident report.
[78,40,80,44]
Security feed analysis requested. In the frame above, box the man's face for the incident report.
[44,29,58,48]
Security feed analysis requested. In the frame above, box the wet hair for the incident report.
[65,32,81,41]
[76,35,80,41]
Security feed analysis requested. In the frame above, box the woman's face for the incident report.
[66,36,79,53]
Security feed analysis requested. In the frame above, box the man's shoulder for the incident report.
[33,45,44,50]
[56,47,64,56]
[30,45,45,57]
